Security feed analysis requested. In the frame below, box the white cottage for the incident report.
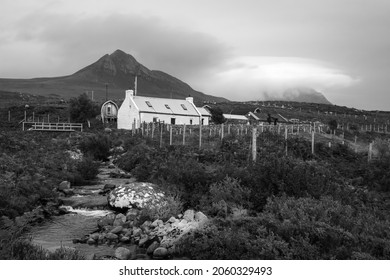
[117,90,209,130]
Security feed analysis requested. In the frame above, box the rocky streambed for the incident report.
[29,160,208,260]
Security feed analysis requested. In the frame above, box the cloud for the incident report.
[5,11,231,80]
[200,56,359,101]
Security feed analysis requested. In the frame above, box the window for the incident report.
[145,101,153,107]
[190,119,193,125]
[171,118,176,125]
[165,104,171,109]
[107,106,111,114]
[153,117,158,123]
[181,104,187,110]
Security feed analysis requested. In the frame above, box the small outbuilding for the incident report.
[101,100,119,123]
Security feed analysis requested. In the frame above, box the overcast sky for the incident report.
[1,0,389,110]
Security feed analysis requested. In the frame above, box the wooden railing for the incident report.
[22,122,83,132]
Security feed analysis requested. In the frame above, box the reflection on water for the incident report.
[29,207,116,258]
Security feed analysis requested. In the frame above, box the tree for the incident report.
[69,93,100,123]
[209,107,226,124]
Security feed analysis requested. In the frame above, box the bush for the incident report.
[200,176,252,216]
[79,133,111,161]
[69,93,99,123]
[76,156,100,181]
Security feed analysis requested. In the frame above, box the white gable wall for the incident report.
[118,90,140,130]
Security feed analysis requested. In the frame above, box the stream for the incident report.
[28,162,135,259]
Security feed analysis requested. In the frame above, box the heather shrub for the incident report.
[200,176,252,216]
[79,133,111,161]
[75,156,100,181]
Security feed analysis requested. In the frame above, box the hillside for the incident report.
[0,50,228,104]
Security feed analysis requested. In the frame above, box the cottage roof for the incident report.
[133,96,200,117]
[197,107,211,117]
[223,114,248,121]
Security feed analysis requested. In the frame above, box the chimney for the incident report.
[185,96,194,103]
[125,89,134,99]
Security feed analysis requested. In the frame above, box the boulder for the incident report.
[115,247,132,260]
[58,181,71,191]
[194,211,208,226]
[99,183,116,194]
[183,209,195,222]
[151,219,164,228]
[106,233,119,241]
[126,208,140,221]
[97,213,116,228]
[113,213,126,226]
[167,216,177,223]
[107,182,165,209]
[110,226,123,234]
[153,247,168,259]
[146,241,160,255]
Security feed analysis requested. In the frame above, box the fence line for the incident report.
[129,122,386,162]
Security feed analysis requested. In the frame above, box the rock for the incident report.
[97,213,116,228]
[113,213,126,226]
[110,226,123,234]
[151,219,164,228]
[177,219,189,230]
[104,128,112,133]
[87,238,96,245]
[146,241,160,255]
[120,236,131,243]
[177,214,183,219]
[115,247,131,260]
[167,216,177,223]
[90,233,100,240]
[194,211,208,226]
[61,188,75,196]
[132,227,142,237]
[58,181,71,191]
[126,208,140,221]
[138,235,149,247]
[99,183,116,194]
[106,233,118,241]
[183,209,195,222]
[153,247,168,259]
[107,182,165,209]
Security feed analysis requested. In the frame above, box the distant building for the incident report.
[223,113,249,124]
[101,100,119,123]
[117,90,209,129]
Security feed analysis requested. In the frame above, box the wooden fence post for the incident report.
[183,124,186,145]
[311,131,315,155]
[221,124,224,140]
[252,127,257,162]
[368,142,373,162]
[228,124,231,135]
[285,127,288,156]
[169,125,173,145]
[199,122,202,149]
[160,123,163,148]
[152,122,155,139]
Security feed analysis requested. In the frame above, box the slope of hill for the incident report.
[0,50,228,104]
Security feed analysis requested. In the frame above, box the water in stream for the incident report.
[29,206,116,258]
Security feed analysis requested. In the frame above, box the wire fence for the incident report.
[128,122,388,162]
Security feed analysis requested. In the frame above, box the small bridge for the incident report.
[22,122,83,132]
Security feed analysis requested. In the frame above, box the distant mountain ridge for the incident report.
[0,49,331,105]
[0,50,228,103]
[263,87,332,105]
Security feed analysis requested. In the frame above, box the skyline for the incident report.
[0,0,389,110]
